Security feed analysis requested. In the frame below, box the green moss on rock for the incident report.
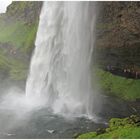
[95,68,140,101]
[0,50,28,81]
[77,115,140,139]
[0,1,42,81]
[78,132,97,139]
[0,21,37,51]
[6,1,42,24]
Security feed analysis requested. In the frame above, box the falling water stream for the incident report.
[26,2,98,118]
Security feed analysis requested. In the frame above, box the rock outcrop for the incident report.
[96,2,140,69]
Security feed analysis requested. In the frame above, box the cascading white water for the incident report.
[26,2,98,118]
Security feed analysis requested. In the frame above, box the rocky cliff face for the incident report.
[96,2,140,69]
[0,1,42,91]
[0,1,42,54]
[5,1,42,25]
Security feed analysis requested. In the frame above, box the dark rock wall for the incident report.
[96,2,140,70]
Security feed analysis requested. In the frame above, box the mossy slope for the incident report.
[96,68,140,101]
[0,20,38,53]
[78,115,140,139]
[0,49,27,80]
[0,1,42,82]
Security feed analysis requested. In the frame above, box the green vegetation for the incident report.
[78,115,140,139]
[0,20,37,81]
[7,1,36,17]
[0,1,41,81]
[78,132,97,139]
[0,20,37,53]
[78,127,140,139]
[95,68,140,101]
[0,49,28,81]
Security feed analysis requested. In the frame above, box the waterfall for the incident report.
[26,2,98,118]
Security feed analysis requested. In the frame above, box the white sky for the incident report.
[0,0,12,13]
